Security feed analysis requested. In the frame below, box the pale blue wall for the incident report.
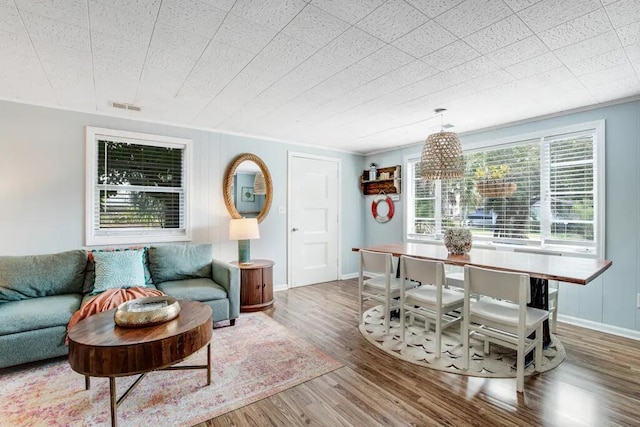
[364,99,640,332]
[0,101,365,286]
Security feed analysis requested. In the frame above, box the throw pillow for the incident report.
[92,250,146,295]
[83,247,153,293]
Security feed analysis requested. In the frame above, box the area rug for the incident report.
[360,305,565,377]
[0,312,342,426]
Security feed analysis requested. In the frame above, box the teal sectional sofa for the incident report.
[0,244,239,369]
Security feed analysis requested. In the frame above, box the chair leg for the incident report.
[400,306,406,342]
[551,305,558,334]
[516,335,525,393]
[384,297,390,335]
[535,324,543,372]
[484,339,490,355]
[462,322,469,369]
[435,318,442,359]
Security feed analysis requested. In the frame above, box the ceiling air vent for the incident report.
[110,101,141,112]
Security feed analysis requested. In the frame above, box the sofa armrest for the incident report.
[212,259,240,320]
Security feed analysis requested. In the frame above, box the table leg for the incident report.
[526,278,551,366]
[85,375,90,390]
[109,377,117,427]
[206,343,211,386]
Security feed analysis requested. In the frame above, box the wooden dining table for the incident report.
[352,242,613,346]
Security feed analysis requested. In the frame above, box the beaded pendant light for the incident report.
[420,108,464,180]
[253,172,266,195]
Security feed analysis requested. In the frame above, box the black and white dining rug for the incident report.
[360,305,565,378]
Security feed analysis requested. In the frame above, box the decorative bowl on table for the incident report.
[444,227,473,255]
[114,296,181,327]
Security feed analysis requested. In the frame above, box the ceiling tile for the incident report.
[231,0,307,31]
[485,35,549,67]
[617,21,640,46]
[310,0,385,25]
[0,5,26,35]
[421,40,480,71]
[356,0,429,43]
[435,0,513,38]
[502,0,543,12]
[626,42,640,74]
[93,56,142,82]
[505,52,562,78]
[259,33,318,68]
[464,14,532,54]
[149,23,211,59]
[554,30,622,64]
[15,0,88,28]
[538,8,612,50]
[213,13,278,54]
[566,48,630,76]
[89,1,156,45]
[144,47,199,80]
[21,11,90,51]
[392,20,457,57]
[199,0,236,12]
[0,30,33,57]
[605,0,640,28]
[405,0,465,18]
[157,0,226,39]
[355,45,415,78]
[32,39,93,66]
[517,0,601,33]
[320,27,386,68]
[92,0,161,20]
[282,4,350,48]
[91,31,148,68]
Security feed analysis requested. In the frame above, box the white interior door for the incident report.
[289,153,339,287]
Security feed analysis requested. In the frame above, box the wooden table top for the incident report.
[68,300,212,377]
[353,242,612,285]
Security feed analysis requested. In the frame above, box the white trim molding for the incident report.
[558,315,640,341]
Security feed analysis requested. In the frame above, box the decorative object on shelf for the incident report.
[475,165,517,198]
[360,165,401,195]
[371,194,395,223]
[253,172,266,195]
[444,227,472,255]
[421,108,463,180]
[229,218,260,264]
[114,296,181,327]
[369,162,378,181]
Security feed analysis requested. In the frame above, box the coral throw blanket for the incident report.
[66,287,165,343]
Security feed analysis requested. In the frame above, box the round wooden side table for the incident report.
[231,259,274,312]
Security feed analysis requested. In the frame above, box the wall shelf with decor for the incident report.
[360,165,401,195]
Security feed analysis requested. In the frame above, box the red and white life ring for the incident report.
[371,195,394,223]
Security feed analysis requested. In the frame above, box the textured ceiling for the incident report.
[2,0,639,154]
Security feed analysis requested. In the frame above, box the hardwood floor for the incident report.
[199,279,640,426]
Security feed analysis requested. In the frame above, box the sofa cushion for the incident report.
[0,250,87,303]
[91,250,146,295]
[0,294,82,336]
[157,278,227,302]
[83,247,153,293]
[148,244,213,284]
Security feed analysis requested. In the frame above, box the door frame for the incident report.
[287,151,342,289]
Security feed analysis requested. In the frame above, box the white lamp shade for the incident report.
[229,218,260,240]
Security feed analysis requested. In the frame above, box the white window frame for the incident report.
[85,127,192,246]
[404,120,605,259]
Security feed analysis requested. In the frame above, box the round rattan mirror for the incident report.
[223,153,273,223]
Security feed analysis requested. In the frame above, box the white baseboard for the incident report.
[558,314,640,341]
[273,283,288,292]
[340,272,358,280]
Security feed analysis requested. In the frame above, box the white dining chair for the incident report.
[359,250,413,335]
[461,265,549,393]
[399,256,464,358]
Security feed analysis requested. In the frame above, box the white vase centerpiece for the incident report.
[444,227,472,255]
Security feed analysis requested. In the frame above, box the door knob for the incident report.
[292,227,299,232]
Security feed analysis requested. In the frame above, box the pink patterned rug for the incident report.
[0,312,342,426]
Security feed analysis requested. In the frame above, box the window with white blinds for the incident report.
[405,121,604,257]
[85,127,192,245]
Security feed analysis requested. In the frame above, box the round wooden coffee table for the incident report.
[68,300,213,427]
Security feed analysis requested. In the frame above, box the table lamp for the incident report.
[229,218,260,264]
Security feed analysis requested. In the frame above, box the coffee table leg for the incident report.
[85,375,90,390]
[207,343,211,386]
[109,377,117,427]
